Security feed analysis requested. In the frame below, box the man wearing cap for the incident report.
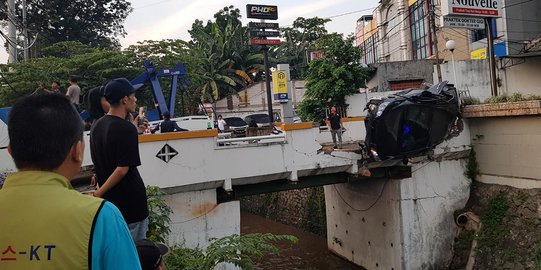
[90,78,149,241]
[0,94,141,270]
[135,239,169,270]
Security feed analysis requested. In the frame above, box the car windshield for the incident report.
[247,114,270,123]
[224,117,247,126]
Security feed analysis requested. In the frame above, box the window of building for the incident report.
[471,19,496,43]
[364,33,379,65]
[409,0,431,60]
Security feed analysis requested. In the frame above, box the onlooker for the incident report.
[85,86,110,125]
[66,76,81,108]
[90,78,149,241]
[217,114,227,132]
[135,239,169,270]
[50,80,61,94]
[0,94,141,270]
[151,111,187,133]
[326,106,343,149]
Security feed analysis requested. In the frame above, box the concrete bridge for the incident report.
[0,104,473,269]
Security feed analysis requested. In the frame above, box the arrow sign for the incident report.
[250,30,280,38]
[249,39,281,45]
[248,22,279,29]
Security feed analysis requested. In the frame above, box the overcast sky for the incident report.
[0,0,379,63]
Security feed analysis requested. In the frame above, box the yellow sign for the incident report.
[408,0,418,6]
[470,48,487,59]
[272,71,288,100]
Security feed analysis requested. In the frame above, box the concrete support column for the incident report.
[165,188,240,248]
[325,159,471,270]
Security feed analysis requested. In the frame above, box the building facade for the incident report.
[355,0,471,66]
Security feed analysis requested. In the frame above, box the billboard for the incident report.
[442,0,502,18]
[246,4,278,20]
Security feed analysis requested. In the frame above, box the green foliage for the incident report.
[0,42,139,107]
[273,17,331,79]
[146,186,172,243]
[186,6,263,102]
[1,0,132,52]
[461,96,481,106]
[464,148,481,181]
[165,233,298,270]
[477,195,510,252]
[532,239,541,267]
[306,187,327,235]
[299,34,370,122]
[484,92,541,104]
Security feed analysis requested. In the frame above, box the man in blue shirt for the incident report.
[0,94,141,270]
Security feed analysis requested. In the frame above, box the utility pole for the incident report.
[430,0,442,82]
[22,0,29,62]
[485,18,498,96]
[7,0,17,64]
[262,45,274,124]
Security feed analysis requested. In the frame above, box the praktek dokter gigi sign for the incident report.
[444,0,502,17]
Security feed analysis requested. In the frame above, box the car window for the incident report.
[224,117,247,126]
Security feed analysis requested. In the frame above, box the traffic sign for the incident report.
[250,30,280,38]
[248,22,279,29]
[249,39,281,45]
[246,4,278,20]
[443,15,484,29]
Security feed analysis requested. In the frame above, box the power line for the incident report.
[332,179,389,212]
[325,6,378,19]
[503,0,535,8]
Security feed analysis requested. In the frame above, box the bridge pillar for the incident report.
[163,188,240,249]
[325,158,471,269]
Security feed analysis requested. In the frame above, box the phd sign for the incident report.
[246,4,278,20]
[443,0,502,17]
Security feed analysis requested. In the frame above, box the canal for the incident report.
[241,212,363,270]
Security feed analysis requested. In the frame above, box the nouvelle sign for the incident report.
[442,0,502,18]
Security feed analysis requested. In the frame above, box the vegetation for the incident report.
[462,92,541,106]
[273,17,331,79]
[464,148,481,181]
[298,34,370,122]
[165,233,298,270]
[476,195,510,253]
[0,0,133,52]
[146,186,172,243]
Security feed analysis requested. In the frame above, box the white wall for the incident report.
[165,189,240,248]
[436,60,492,101]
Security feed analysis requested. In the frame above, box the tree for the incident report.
[272,17,330,79]
[1,0,132,57]
[186,6,264,102]
[0,41,139,107]
[298,34,371,122]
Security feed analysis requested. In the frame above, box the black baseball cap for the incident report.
[135,239,169,270]
[103,78,143,103]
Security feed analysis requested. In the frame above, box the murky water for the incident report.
[241,212,363,270]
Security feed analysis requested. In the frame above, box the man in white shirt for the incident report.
[66,76,81,109]
[217,114,227,132]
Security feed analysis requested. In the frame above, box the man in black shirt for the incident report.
[151,111,187,133]
[90,77,149,241]
[326,106,344,149]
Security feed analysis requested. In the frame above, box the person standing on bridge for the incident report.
[90,78,149,241]
[326,106,344,149]
[0,94,141,270]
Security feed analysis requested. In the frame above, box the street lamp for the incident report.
[445,40,458,89]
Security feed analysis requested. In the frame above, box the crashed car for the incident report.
[364,81,459,161]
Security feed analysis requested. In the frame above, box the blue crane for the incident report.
[130,60,189,119]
